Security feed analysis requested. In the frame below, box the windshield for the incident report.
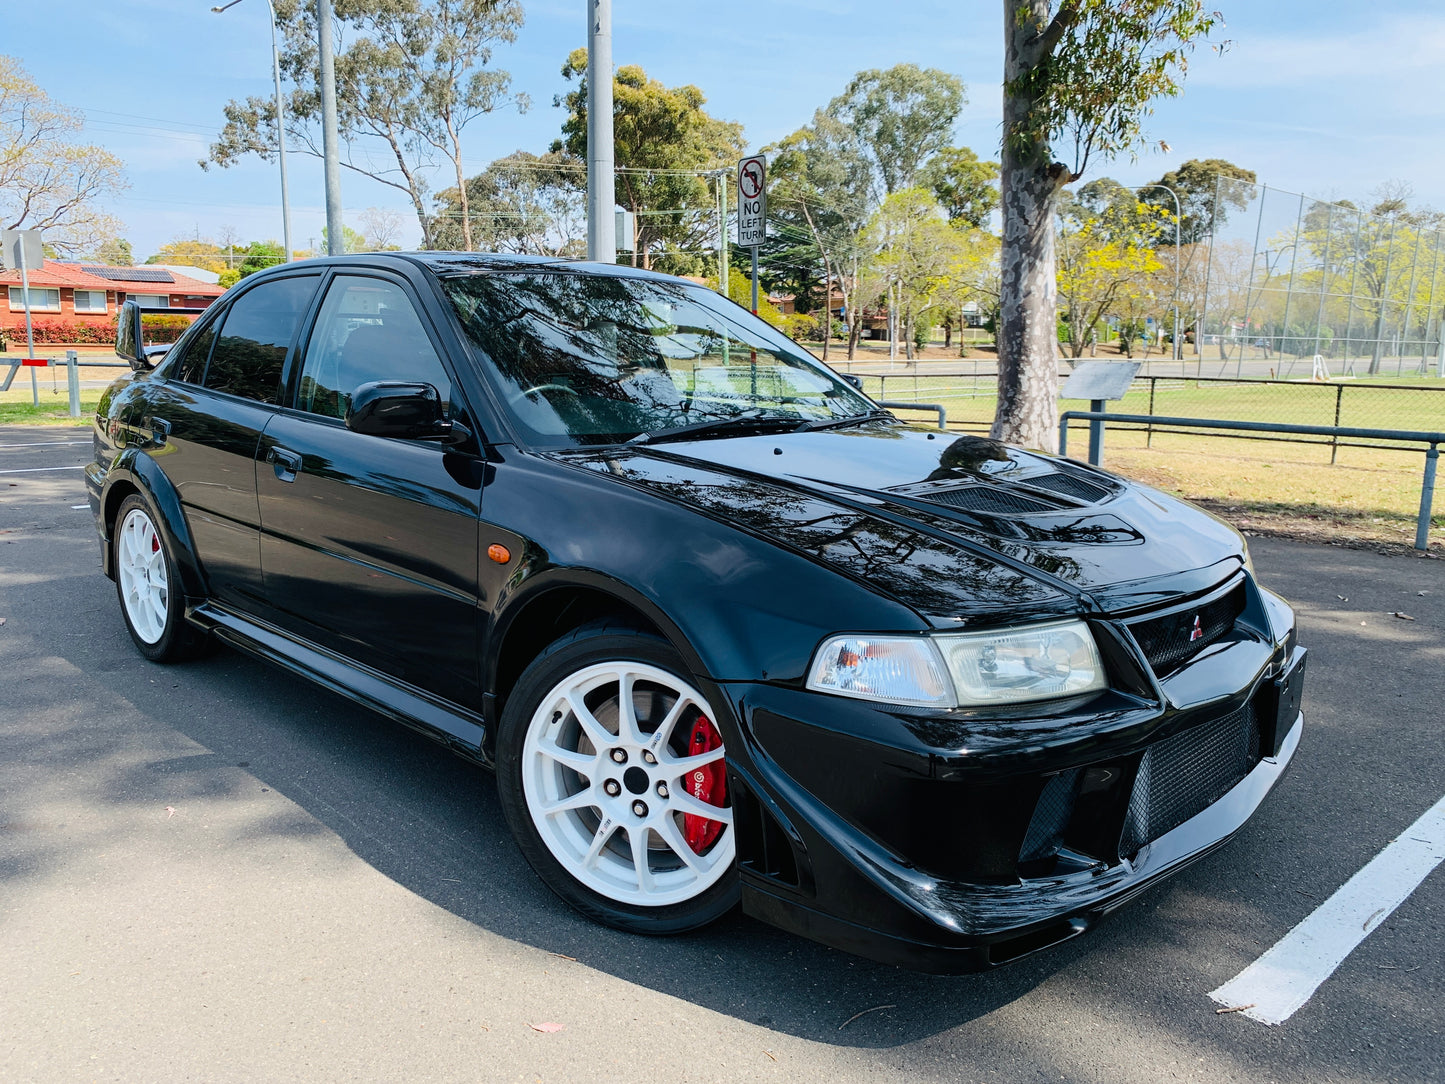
[441,271,877,448]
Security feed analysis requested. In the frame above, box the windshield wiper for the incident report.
[628,409,803,446]
[795,409,895,432]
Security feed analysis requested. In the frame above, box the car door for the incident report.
[256,271,483,707]
[135,272,321,609]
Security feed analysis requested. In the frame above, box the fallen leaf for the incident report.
[529,1022,565,1034]
[1390,612,1415,621]
[548,952,577,962]
[1215,1003,1255,1015]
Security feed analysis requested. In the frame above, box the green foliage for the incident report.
[206,1,528,249]
[432,149,585,256]
[556,49,743,271]
[711,268,788,331]
[1141,158,1256,244]
[825,64,965,198]
[1004,1,1223,176]
[87,237,134,266]
[919,146,999,229]
[321,225,369,254]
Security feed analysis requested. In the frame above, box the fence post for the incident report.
[1418,445,1439,551]
[1330,384,1344,465]
[1146,378,1157,448]
[65,350,80,418]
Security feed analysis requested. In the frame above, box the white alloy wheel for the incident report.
[520,661,734,908]
[116,507,169,645]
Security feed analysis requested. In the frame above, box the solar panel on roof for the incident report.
[83,266,175,283]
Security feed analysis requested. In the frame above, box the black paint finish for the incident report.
[87,252,1304,972]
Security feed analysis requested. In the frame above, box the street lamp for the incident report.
[212,0,293,263]
[1135,183,1182,360]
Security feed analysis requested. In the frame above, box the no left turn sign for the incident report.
[736,155,766,247]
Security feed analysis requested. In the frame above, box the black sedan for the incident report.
[86,254,1305,972]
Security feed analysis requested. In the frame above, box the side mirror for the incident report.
[841,374,863,390]
[116,300,149,371]
[345,381,462,442]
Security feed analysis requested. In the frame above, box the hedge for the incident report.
[2,313,194,346]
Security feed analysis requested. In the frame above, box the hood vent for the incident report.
[921,486,1056,515]
[1023,471,1112,504]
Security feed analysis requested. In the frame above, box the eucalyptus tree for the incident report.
[997,1,1221,451]
[206,0,527,250]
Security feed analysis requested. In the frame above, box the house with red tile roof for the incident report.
[1,261,225,338]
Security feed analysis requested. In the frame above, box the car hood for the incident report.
[558,425,1246,624]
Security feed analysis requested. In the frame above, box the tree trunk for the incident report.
[993,0,1072,452]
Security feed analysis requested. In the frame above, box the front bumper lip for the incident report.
[743,711,1303,973]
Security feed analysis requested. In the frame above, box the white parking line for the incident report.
[0,441,90,449]
[0,465,86,475]
[1209,794,1445,1025]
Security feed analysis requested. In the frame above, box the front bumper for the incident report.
[716,579,1305,972]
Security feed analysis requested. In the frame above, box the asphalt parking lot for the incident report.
[2,424,1441,1083]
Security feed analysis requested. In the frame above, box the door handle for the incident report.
[267,446,302,482]
[145,416,170,445]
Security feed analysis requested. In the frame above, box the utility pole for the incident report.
[317,0,344,256]
[586,0,616,263]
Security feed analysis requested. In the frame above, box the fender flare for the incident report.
[483,565,710,696]
[101,449,209,602]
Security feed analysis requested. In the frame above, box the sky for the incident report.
[6,0,1445,260]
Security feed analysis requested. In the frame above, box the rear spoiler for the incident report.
[116,299,210,372]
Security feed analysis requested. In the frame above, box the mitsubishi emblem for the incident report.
[1189,615,1204,642]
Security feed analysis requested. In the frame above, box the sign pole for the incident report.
[751,247,759,315]
[16,237,37,405]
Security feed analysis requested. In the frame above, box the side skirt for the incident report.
[189,600,490,765]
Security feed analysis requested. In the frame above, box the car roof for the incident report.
[252,251,692,285]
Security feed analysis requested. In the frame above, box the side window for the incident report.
[171,316,218,385]
[203,275,319,403]
[296,276,452,420]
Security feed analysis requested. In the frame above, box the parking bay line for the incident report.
[0,465,86,475]
[0,441,91,449]
[1209,793,1445,1025]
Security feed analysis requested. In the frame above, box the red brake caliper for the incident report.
[682,715,726,854]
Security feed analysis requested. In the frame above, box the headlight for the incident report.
[807,620,1106,709]
[805,635,951,707]
[935,619,1106,706]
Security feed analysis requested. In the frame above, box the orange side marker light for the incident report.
[487,543,511,564]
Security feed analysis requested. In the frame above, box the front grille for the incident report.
[1024,471,1111,504]
[1120,704,1261,855]
[1127,584,1245,676]
[922,486,1054,515]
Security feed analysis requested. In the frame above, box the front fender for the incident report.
[99,449,209,602]
[479,452,927,686]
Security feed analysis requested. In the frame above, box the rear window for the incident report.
[203,275,319,403]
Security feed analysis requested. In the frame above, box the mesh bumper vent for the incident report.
[1120,704,1261,855]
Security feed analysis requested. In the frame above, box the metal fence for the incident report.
[849,369,1445,450]
[1152,178,1445,380]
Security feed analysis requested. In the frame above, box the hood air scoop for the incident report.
[894,470,1118,517]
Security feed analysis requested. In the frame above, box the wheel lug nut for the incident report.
[610,748,627,763]
[642,750,657,764]
[631,800,648,817]
[604,779,621,797]
[655,782,669,799]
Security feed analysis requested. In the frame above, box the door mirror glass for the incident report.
[345,381,452,441]
[116,300,147,370]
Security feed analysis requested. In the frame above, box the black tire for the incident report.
[496,621,740,934]
[112,493,210,663]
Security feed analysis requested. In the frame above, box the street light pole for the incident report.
[317,0,344,256]
[1136,183,1182,361]
[586,0,616,263]
[212,0,293,262]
